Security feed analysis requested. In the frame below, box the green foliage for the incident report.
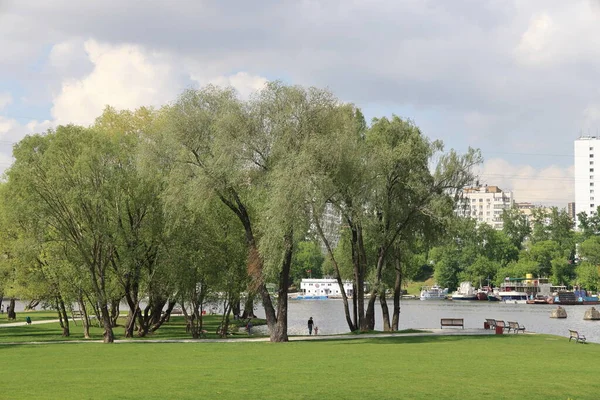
[290,241,324,287]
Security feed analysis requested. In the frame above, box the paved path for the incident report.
[0,319,61,328]
[0,328,514,345]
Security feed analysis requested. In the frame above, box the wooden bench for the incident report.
[495,320,508,332]
[569,329,586,344]
[485,319,497,329]
[507,321,525,333]
[440,318,464,329]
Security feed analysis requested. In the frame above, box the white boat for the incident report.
[498,291,529,304]
[451,281,478,301]
[419,285,448,301]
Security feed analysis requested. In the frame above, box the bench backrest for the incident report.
[569,330,579,337]
[496,320,506,328]
[441,318,463,324]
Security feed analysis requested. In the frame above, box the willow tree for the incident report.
[363,116,480,330]
[92,107,174,338]
[305,107,369,332]
[163,83,350,341]
[7,126,127,342]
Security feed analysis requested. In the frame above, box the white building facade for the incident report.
[455,185,514,229]
[574,137,600,228]
[300,278,354,297]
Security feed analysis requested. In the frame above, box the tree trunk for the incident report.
[58,297,70,337]
[25,299,40,311]
[379,289,391,331]
[100,303,115,343]
[7,298,16,320]
[312,204,356,331]
[78,297,91,339]
[231,295,241,319]
[367,248,387,331]
[352,283,358,328]
[149,299,175,334]
[110,299,120,327]
[241,294,256,319]
[219,194,280,341]
[355,225,368,331]
[392,258,402,331]
[269,230,293,342]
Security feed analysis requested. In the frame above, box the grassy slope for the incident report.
[405,277,436,296]
[1,335,598,400]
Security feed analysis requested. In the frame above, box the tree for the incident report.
[164,83,348,341]
[290,241,324,287]
[501,206,531,250]
[7,126,127,342]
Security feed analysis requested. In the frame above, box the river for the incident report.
[260,299,600,343]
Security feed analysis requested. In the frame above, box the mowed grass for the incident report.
[1,334,599,400]
[0,310,60,324]
[0,314,264,342]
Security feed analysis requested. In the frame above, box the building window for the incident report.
[591,197,595,201]
[591,147,594,151]
[591,154,595,158]
[591,168,595,173]
[591,176,595,180]
[592,204,595,208]
[591,161,595,165]
[591,190,595,194]
[591,183,595,187]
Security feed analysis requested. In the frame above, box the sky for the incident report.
[1,0,599,207]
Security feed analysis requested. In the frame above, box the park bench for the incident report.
[494,320,509,332]
[485,319,497,329]
[569,329,586,344]
[440,318,464,329]
[71,310,83,325]
[507,321,525,333]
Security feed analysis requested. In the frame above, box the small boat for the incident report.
[294,295,328,300]
[419,285,448,301]
[451,282,478,301]
[498,291,529,304]
[476,292,488,301]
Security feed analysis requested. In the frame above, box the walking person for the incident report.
[308,317,314,335]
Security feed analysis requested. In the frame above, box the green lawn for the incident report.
[0,314,265,342]
[0,334,598,399]
[0,310,60,324]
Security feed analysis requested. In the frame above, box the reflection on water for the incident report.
[7,298,599,343]
[254,299,600,343]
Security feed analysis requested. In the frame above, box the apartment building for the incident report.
[574,137,600,228]
[455,185,514,229]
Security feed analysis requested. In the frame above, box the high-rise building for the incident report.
[455,185,514,229]
[574,137,600,228]
[567,202,576,225]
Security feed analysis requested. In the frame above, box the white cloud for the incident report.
[0,116,54,177]
[0,92,12,110]
[515,3,600,67]
[477,158,574,207]
[205,72,268,99]
[51,39,181,126]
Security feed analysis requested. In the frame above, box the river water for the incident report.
[260,299,600,343]
[7,298,599,343]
